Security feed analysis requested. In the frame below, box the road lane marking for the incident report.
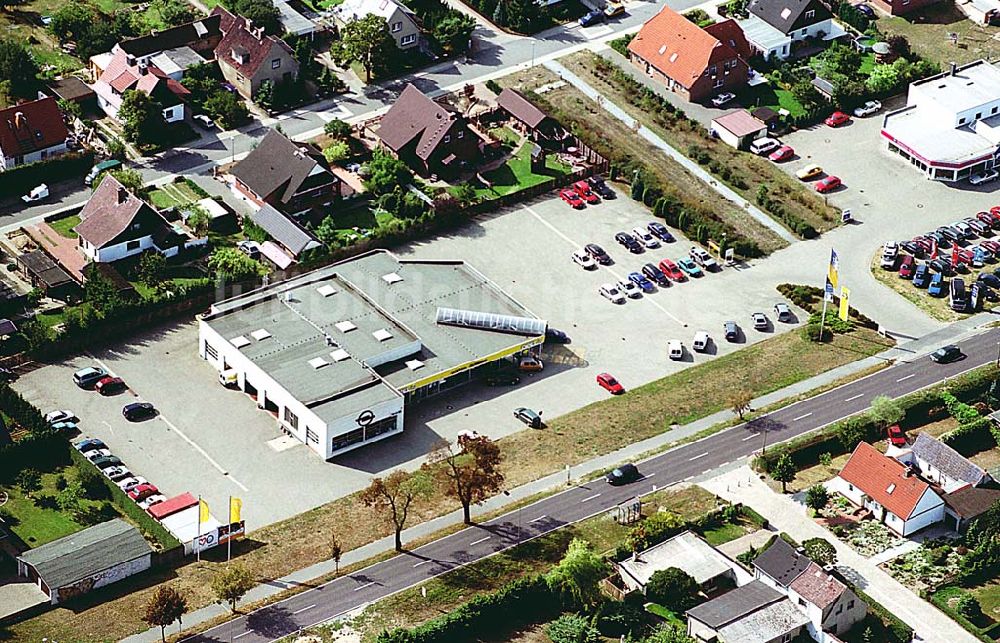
[581,493,602,502]
[792,412,813,421]
[157,415,250,492]
[413,560,431,567]
[353,581,376,592]
[642,472,656,478]
[233,632,252,640]
[844,393,864,402]
[529,515,548,523]
[469,536,491,546]
[292,604,315,614]
[742,434,757,441]
[689,452,708,461]
[896,373,916,382]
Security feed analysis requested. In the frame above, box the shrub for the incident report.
[594,600,648,638]
[956,594,982,620]
[546,614,600,643]
[645,567,699,612]
[819,452,832,466]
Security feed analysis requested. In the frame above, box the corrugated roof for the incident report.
[17,519,151,589]
[912,433,991,488]
[248,204,321,256]
[839,442,934,519]
[716,597,810,643]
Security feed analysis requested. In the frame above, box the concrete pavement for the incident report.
[700,466,977,643]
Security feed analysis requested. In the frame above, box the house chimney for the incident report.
[118,187,129,204]
[138,61,148,76]
[951,61,958,76]
[126,54,137,67]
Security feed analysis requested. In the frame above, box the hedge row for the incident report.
[0,151,94,198]
[776,283,878,329]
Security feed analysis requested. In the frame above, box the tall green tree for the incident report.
[805,484,829,513]
[118,90,166,146]
[431,13,475,54]
[869,394,904,429]
[138,251,167,288]
[771,452,797,493]
[0,39,39,98]
[94,168,146,196]
[225,0,281,34]
[545,538,607,608]
[204,90,249,129]
[154,0,195,26]
[84,263,126,316]
[331,15,394,83]
[207,247,267,283]
[212,564,256,611]
[364,149,413,195]
[645,567,699,612]
[144,585,188,642]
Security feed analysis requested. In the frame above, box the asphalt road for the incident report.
[182,327,1000,643]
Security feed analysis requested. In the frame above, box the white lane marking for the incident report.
[233,632,252,640]
[157,415,250,492]
[521,205,686,327]
[469,536,491,546]
[292,604,315,614]
[844,393,864,402]
[529,515,548,523]
[689,452,708,461]
[353,581,376,592]
[643,472,656,478]
[897,373,916,382]
[413,559,432,567]
[581,493,602,503]
[742,434,757,441]
[792,412,813,421]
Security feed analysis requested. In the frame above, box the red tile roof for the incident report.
[704,19,753,61]
[0,97,68,159]
[788,562,846,609]
[212,6,294,78]
[74,175,164,249]
[627,6,742,89]
[839,442,933,519]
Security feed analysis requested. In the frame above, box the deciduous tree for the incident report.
[94,168,146,196]
[207,247,268,283]
[212,564,255,611]
[138,251,167,288]
[805,484,829,513]
[359,470,433,551]
[545,538,607,608]
[330,532,343,576]
[771,452,796,493]
[645,567,699,612]
[225,0,281,34]
[144,585,188,642]
[428,433,504,524]
[118,90,166,146]
[56,481,85,514]
[730,389,753,420]
[331,15,394,83]
[802,536,837,566]
[869,394,904,429]
[0,39,39,98]
[204,90,250,129]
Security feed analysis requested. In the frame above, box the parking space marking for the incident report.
[233,631,252,640]
[292,604,315,614]
[469,536,491,546]
[689,452,708,461]
[742,433,757,441]
[896,373,916,382]
[521,205,685,327]
[792,412,813,421]
[413,559,432,568]
[157,415,249,492]
[581,493,601,503]
[844,393,864,402]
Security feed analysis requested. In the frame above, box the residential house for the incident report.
[627,6,751,103]
[615,531,752,596]
[752,537,867,640]
[17,519,152,604]
[831,441,946,536]
[496,88,565,143]
[74,175,201,263]
[876,0,940,17]
[686,580,810,643]
[246,203,322,267]
[376,83,482,177]
[0,97,69,171]
[711,109,767,149]
[229,128,344,216]
[91,49,191,124]
[335,0,421,50]
[212,6,299,102]
[900,432,993,492]
[940,484,1000,531]
[740,0,834,60]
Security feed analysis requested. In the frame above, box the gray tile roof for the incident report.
[687,580,784,628]
[18,519,152,589]
[747,0,831,35]
[247,204,321,256]
[230,129,328,204]
[912,433,990,487]
[752,537,810,587]
[717,597,810,643]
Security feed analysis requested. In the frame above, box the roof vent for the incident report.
[251,328,271,340]
[382,272,403,284]
[373,328,393,342]
[658,45,667,55]
[886,483,896,494]
[336,321,357,332]
[317,284,336,297]
[231,336,251,349]
[406,359,424,371]
[308,357,329,369]
[331,348,351,362]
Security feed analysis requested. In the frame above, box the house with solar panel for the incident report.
[198,250,545,458]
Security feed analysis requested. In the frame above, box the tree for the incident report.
[155,0,195,26]
[956,594,982,620]
[359,470,433,551]
[330,532,343,576]
[886,33,911,59]
[16,468,41,495]
[255,79,274,110]
[866,63,901,94]
[324,118,352,139]
[869,394,904,429]
[144,585,188,642]
[323,141,350,163]
[771,452,796,493]
[428,433,504,524]
[545,614,600,643]
[790,80,823,112]
[0,39,39,98]
[431,13,476,55]
[107,138,127,161]
[805,484,830,513]
[94,168,146,196]
[295,37,318,80]
[545,538,607,608]
[56,481,85,514]
[331,15,394,83]
[58,98,82,122]
[364,149,413,195]
[451,182,477,205]
[138,251,167,288]
[212,564,256,611]
[802,537,837,567]
[823,42,863,78]
[225,0,281,34]
[645,567,699,612]
[204,90,250,129]
[208,247,268,283]
[503,0,539,32]
[646,624,697,643]
[730,389,753,420]
[118,90,166,146]
[84,263,126,316]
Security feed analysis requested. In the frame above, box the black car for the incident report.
[930,345,963,364]
[856,2,875,17]
[929,258,954,276]
[642,263,670,286]
[545,328,570,344]
[939,226,963,243]
[926,231,949,248]
[647,221,675,243]
[123,402,156,422]
[614,232,643,254]
[899,240,922,257]
[587,175,615,199]
[978,272,1000,288]
[724,321,740,342]
[485,370,520,386]
[585,243,612,265]
[605,463,640,485]
[0,367,16,382]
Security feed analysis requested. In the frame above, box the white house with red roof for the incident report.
[91,48,191,124]
[831,441,946,536]
[0,97,69,171]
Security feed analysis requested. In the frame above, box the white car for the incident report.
[86,448,112,462]
[690,246,719,271]
[667,340,684,360]
[103,466,131,481]
[631,226,660,249]
[853,100,882,117]
[711,92,736,107]
[117,476,148,492]
[193,114,216,129]
[45,410,76,425]
[22,184,49,203]
[952,220,974,238]
[970,170,999,186]
[572,249,597,269]
[618,280,641,298]
[749,137,781,156]
[139,494,167,510]
[692,331,710,352]
[600,283,626,304]
[880,242,898,269]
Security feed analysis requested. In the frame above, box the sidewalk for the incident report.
[127,315,992,642]
[700,466,976,643]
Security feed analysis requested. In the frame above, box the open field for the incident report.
[878,4,1000,67]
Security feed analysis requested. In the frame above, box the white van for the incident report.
[750,137,781,155]
[692,331,710,352]
[668,340,684,360]
[219,369,239,388]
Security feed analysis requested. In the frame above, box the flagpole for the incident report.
[197,495,202,563]
[228,496,232,563]
[819,294,829,342]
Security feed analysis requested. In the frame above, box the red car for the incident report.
[815,176,842,193]
[913,236,933,254]
[982,239,1000,253]
[96,376,126,395]
[768,145,794,162]
[658,259,685,282]
[887,424,907,447]
[990,206,1000,223]
[560,189,585,209]
[825,111,851,127]
[898,254,915,278]
[573,180,599,204]
[955,248,975,265]
[596,372,624,394]
[128,483,159,501]
[976,211,996,229]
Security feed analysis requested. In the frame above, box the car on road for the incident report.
[711,92,736,107]
[484,370,520,386]
[769,145,794,162]
[825,111,851,127]
[619,279,642,298]
[560,188,585,209]
[659,259,685,282]
[22,184,49,203]
[853,100,882,117]
[773,303,793,322]
[96,376,126,395]
[856,2,875,17]
[116,476,147,492]
[752,312,768,330]
[628,271,655,293]
[632,226,660,249]
[606,463,640,485]
[513,407,543,428]
[971,170,1000,186]
[75,438,106,453]
[815,175,842,193]
[587,175,615,198]
[689,246,719,271]
[667,339,684,360]
[724,321,740,341]
[572,249,597,270]
[693,330,710,352]
[615,232,643,254]
[677,257,703,277]
[887,424,907,447]
[73,366,108,389]
[930,345,963,363]
[193,114,216,129]
[648,221,674,242]
[600,283,626,304]
[573,180,599,203]
[123,402,156,421]
[642,263,670,286]
[912,263,930,288]
[518,355,544,372]
[880,242,898,269]
[596,372,624,394]
[46,410,76,425]
[545,328,570,344]
[128,483,159,501]
[579,8,604,25]
[586,243,612,265]
[796,164,823,180]
[749,137,781,156]
[928,272,946,296]
[898,254,916,279]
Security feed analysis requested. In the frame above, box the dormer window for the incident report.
[457,131,464,138]
[444,134,451,143]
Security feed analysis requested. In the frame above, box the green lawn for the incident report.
[931,585,1000,639]
[474,142,571,199]
[148,181,202,210]
[701,521,750,546]
[742,81,807,117]
[48,214,80,239]
[645,603,686,628]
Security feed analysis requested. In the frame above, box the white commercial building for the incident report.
[199,250,545,459]
[882,60,1000,181]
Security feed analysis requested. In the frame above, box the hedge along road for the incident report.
[183,327,1000,643]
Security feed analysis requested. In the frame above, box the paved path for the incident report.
[542,59,799,244]
[700,466,977,643]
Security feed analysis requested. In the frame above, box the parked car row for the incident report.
[664,304,795,361]
[72,365,157,420]
[881,240,1000,313]
[560,177,616,209]
[73,437,165,511]
[795,163,842,193]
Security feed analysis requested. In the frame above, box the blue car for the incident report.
[677,257,704,277]
[628,271,655,293]
[75,438,106,453]
[912,264,930,288]
[647,221,675,243]
[928,273,945,297]
[579,9,604,25]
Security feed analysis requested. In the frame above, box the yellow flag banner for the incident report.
[828,249,840,291]
[230,497,242,524]
[199,498,210,524]
[839,286,850,322]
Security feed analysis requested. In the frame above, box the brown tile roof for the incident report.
[704,19,753,61]
[496,88,548,129]
[0,97,68,158]
[230,128,330,204]
[943,485,1000,519]
[628,6,740,89]
[789,562,846,609]
[839,442,934,519]
[377,84,466,161]
[212,6,294,78]
[74,175,162,249]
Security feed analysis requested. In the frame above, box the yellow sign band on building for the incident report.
[400,336,544,393]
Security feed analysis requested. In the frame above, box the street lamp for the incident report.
[503,491,521,544]
[994,341,1000,368]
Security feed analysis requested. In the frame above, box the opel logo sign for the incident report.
[357,410,375,426]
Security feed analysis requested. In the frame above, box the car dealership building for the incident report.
[199,250,545,459]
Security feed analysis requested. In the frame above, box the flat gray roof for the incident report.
[619,531,735,588]
[883,105,997,165]
[912,60,1000,115]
